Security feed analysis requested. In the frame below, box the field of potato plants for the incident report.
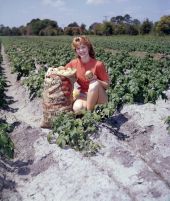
[0,42,15,158]
[0,35,170,155]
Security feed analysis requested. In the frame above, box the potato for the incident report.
[85,70,93,80]
[46,67,76,78]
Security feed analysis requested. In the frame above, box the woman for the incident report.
[65,35,109,113]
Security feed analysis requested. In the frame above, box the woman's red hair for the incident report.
[71,35,95,59]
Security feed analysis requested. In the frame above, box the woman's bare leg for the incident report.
[73,81,107,113]
[87,80,108,110]
[73,98,87,113]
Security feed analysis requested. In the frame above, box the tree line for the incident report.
[0,14,170,36]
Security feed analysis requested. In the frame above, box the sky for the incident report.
[0,0,170,28]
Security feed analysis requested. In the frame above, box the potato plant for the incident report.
[0,42,7,107]
[0,42,14,158]
[165,116,170,134]
[48,102,115,156]
[0,121,14,158]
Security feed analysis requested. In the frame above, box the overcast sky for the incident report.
[0,0,170,28]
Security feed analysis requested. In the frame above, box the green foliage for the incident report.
[27,18,59,35]
[0,53,2,64]
[140,18,153,35]
[0,75,7,107]
[0,14,170,36]
[23,69,45,98]
[1,37,74,97]
[92,35,170,54]
[6,44,35,79]
[0,43,14,158]
[48,102,116,156]
[102,21,114,35]
[102,51,170,104]
[165,116,170,134]
[0,121,14,158]
[165,116,170,125]
[0,43,7,107]
[155,15,170,35]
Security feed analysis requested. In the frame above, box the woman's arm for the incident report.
[97,79,109,90]
[95,61,110,90]
[90,75,109,90]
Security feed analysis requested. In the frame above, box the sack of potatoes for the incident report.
[41,66,77,128]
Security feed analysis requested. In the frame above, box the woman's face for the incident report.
[75,44,89,59]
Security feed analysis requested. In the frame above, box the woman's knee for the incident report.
[88,80,100,92]
[73,99,86,113]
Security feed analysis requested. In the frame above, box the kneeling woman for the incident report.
[65,35,109,113]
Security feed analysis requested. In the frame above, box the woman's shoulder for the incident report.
[93,59,105,67]
[69,58,79,64]
[66,58,79,68]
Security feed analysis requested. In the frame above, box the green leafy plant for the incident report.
[23,69,45,99]
[48,102,116,156]
[0,121,14,158]
[165,116,170,134]
[0,42,7,107]
[0,75,7,107]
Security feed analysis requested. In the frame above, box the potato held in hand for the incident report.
[85,70,94,80]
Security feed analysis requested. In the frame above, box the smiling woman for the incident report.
[65,35,110,113]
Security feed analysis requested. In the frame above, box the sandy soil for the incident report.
[0,45,170,201]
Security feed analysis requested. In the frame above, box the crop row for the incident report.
[0,40,14,158]
[91,35,170,54]
[0,41,6,107]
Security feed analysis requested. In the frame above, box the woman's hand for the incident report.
[90,75,109,90]
[57,66,66,70]
[89,74,97,83]
[85,70,97,82]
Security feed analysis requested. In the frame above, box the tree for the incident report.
[132,19,141,26]
[0,26,12,36]
[115,15,124,24]
[155,15,170,35]
[116,24,126,34]
[67,22,79,27]
[130,19,141,35]
[57,27,64,35]
[123,14,131,24]
[64,22,81,35]
[0,25,5,36]
[125,24,139,35]
[140,19,153,34]
[64,27,81,35]
[102,21,113,35]
[110,17,116,24]
[19,26,27,35]
[110,14,141,35]
[27,18,41,35]
[11,27,21,36]
[87,22,104,35]
[26,18,59,35]
[89,22,101,35]
[80,23,87,34]
[39,26,58,36]
[26,24,33,35]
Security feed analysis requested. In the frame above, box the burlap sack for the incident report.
[41,67,76,128]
